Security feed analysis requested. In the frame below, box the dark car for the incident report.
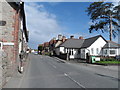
[116,55,120,60]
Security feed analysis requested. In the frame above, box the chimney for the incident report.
[70,35,74,39]
[62,36,66,42]
[53,37,56,40]
[79,36,84,39]
[58,34,62,40]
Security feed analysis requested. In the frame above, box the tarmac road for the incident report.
[4,54,119,89]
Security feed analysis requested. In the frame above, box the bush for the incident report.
[100,58,117,61]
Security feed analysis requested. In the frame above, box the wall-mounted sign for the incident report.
[3,42,14,46]
[0,21,6,26]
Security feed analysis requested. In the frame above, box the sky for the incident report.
[24,2,119,49]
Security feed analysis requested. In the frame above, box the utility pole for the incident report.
[109,13,113,41]
[118,1,120,44]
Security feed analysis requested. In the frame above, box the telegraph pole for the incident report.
[118,1,120,44]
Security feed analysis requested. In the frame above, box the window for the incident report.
[96,48,99,54]
[78,49,80,54]
[71,50,73,55]
[82,49,85,53]
[91,48,94,54]
[69,49,73,55]
[0,21,6,26]
[67,49,68,53]
[110,50,116,54]
[104,50,107,54]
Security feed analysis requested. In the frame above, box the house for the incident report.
[54,35,66,55]
[48,35,66,56]
[55,36,84,59]
[43,42,49,53]
[80,35,108,60]
[102,41,120,57]
[0,0,28,84]
[49,38,57,55]
[55,35,108,60]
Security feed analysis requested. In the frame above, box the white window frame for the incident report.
[110,50,116,55]
[0,42,3,50]
[91,48,94,54]
[96,48,99,54]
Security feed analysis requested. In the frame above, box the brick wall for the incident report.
[0,1,21,77]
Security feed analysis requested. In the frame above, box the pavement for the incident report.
[2,54,119,88]
[53,56,119,71]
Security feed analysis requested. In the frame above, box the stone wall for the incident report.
[0,1,21,87]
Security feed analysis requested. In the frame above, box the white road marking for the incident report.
[48,63,57,69]
[52,65,57,69]
[64,73,86,89]
[67,62,70,64]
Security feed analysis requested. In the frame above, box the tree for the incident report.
[38,45,43,54]
[86,2,120,41]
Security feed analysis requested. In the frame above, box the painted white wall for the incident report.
[55,41,62,48]
[60,47,65,53]
[80,37,106,59]
[87,37,106,56]
[19,41,22,54]
[103,48,120,57]
[118,48,120,55]
[20,19,27,43]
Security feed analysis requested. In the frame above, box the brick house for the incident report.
[0,0,29,84]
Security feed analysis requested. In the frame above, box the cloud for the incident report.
[25,3,63,49]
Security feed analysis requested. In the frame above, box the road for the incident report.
[18,54,118,88]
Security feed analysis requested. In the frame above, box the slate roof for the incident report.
[103,41,120,48]
[60,39,84,48]
[59,35,107,49]
[81,35,107,48]
[7,1,28,42]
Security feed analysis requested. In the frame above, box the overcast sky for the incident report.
[24,1,119,49]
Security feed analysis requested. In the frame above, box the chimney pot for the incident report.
[62,36,66,42]
[58,34,62,40]
[79,36,83,39]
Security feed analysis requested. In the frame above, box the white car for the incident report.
[34,52,38,55]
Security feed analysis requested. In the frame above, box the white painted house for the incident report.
[80,35,107,59]
[55,36,84,59]
[102,41,120,57]
[55,35,120,60]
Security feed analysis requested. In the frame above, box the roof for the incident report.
[44,42,49,47]
[8,1,28,42]
[81,35,107,48]
[60,39,84,48]
[49,39,57,45]
[59,35,107,49]
[7,0,21,11]
[103,41,120,48]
